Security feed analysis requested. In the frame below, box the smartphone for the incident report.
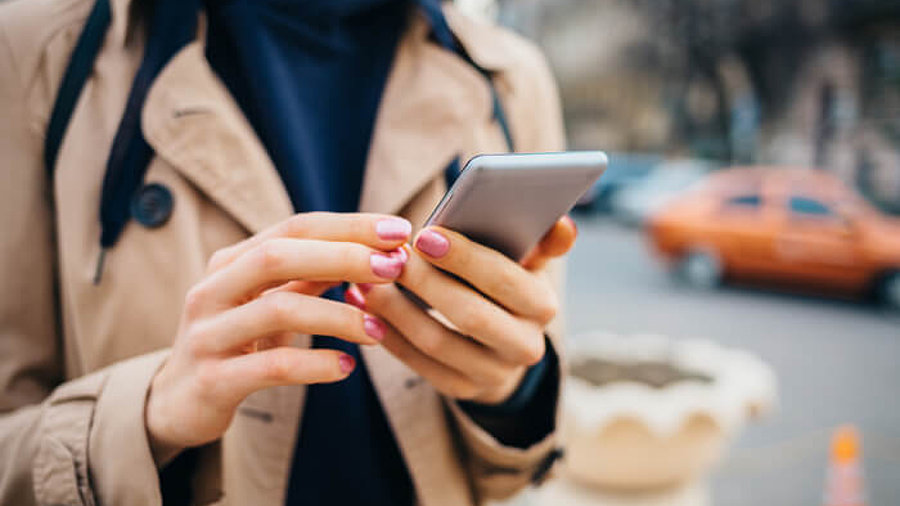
[425,151,607,261]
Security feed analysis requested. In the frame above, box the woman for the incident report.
[0,0,572,504]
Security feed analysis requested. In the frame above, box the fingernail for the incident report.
[344,285,366,310]
[376,218,412,241]
[339,354,356,374]
[358,283,374,294]
[389,246,409,263]
[363,314,387,341]
[415,230,450,258]
[371,253,403,279]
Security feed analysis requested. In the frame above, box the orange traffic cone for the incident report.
[823,425,866,506]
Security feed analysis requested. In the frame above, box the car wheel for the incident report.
[881,271,900,311]
[678,249,722,289]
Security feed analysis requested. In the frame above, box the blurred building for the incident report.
[497,0,900,212]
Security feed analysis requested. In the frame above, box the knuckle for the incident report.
[283,213,309,235]
[338,245,361,270]
[263,292,298,325]
[519,334,546,366]
[347,215,367,240]
[450,241,473,271]
[535,294,559,324]
[456,305,490,336]
[488,268,518,302]
[417,329,447,356]
[194,361,222,393]
[206,248,233,272]
[254,241,286,273]
[261,352,293,382]
[184,325,211,357]
[183,285,209,318]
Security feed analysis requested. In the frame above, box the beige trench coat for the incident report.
[0,0,567,504]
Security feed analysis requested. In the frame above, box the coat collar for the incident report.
[142,42,295,233]
[357,9,492,215]
[140,4,502,232]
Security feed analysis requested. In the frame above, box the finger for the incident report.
[393,253,546,365]
[195,239,407,309]
[192,291,387,354]
[207,213,412,273]
[374,319,486,401]
[412,226,559,323]
[522,216,578,270]
[352,283,522,387]
[214,348,356,403]
[271,280,341,298]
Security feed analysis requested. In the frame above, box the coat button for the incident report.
[131,183,174,228]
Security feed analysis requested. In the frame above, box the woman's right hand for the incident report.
[145,212,412,463]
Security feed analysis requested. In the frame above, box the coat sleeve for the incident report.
[0,9,170,506]
[445,29,569,502]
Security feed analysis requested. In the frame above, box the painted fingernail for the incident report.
[389,246,409,263]
[344,285,366,310]
[363,314,387,341]
[339,354,356,374]
[371,253,403,279]
[415,230,450,258]
[376,218,412,241]
[358,283,374,294]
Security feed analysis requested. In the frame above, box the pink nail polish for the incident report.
[415,230,450,258]
[339,354,356,374]
[358,283,374,294]
[345,286,366,310]
[370,253,403,279]
[363,315,387,341]
[376,218,412,241]
[390,246,409,263]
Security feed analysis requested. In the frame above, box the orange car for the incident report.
[647,167,900,308]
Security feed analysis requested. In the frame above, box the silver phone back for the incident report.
[425,152,607,260]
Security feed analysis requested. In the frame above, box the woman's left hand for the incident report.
[346,216,577,404]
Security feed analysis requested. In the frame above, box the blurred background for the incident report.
[456,0,900,504]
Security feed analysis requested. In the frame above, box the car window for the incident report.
[724,195,762,208]
[789,196,834,217]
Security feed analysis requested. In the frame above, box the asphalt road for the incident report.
[564,213,900,505]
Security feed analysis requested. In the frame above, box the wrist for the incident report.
[145,372,184,467]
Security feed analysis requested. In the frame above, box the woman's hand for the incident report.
[146,212,412,462]
[346,216,577,404]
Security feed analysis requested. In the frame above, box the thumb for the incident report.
[521,216,578,271]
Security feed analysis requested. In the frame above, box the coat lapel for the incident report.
[358,12,492,215]
[142,42,294,234]
[141,9,499,229]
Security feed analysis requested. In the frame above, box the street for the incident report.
[565,213,900,505]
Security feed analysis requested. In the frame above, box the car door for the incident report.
[774,195,866,288]
[711,193,781,278]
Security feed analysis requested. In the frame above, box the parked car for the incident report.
[647,167,900,308]
[610,159,714,226]
[575,152,662,211]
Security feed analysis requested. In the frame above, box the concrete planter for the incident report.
[562,333,777,491]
